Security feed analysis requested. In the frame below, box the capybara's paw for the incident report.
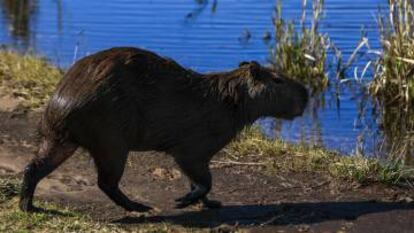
[19,200,42,213]
[202,199,222,209]
[175,195,199,209]
[175,199,194,209]
[126,202,153,212]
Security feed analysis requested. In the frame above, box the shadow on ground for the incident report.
[114,201,414,228]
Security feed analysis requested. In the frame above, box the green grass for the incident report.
[226,127,414,185]
[0,176,20,203]
[0,177,118,233]
[0,201,182,233]
[0,49,63,109]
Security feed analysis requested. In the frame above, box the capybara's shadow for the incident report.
[114,201,414,228]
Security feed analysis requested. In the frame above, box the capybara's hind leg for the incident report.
[20,139,78,212]
[92,149,152,212]
[174,158,215,208]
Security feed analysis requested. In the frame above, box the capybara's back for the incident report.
[20,47,308,212]
[42,48,192,146]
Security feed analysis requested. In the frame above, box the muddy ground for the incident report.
[0,97,413,233]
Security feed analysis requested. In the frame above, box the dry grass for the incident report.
[0,49,63,109]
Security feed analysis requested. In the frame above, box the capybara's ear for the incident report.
[245,61,266,98]
[239,61,250,67]
[247,61,261,79]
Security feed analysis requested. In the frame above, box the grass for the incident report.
[226,127,414,185]
[0,49,63,109]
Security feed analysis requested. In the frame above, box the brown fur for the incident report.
[20,47,308,212]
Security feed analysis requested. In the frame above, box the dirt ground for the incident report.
[0,98,414,233]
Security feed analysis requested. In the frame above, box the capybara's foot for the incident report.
[125,202,153,212]
[175,194,200,209]
[175,185,211,209]
[202,198,222,209]
[19,199,42,213]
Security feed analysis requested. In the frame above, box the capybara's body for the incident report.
[20,47,308,212]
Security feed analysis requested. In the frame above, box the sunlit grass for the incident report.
[226,127,414,185]
[0,49,63,109]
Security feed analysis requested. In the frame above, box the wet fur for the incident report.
[20,47,308,212]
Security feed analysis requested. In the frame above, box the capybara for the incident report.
[20,47,308,212]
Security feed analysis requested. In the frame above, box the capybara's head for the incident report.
[238,61,308,120]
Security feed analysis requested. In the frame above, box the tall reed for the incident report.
[270,0,329,95]
[369,0,414,159]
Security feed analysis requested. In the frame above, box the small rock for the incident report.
[152,167,182,180]
[297,224,310,232]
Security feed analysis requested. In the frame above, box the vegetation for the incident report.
[270,0,329,95]
[371,0,414,109]
[226,127,414,185]
[367,0,414,159]
[0,49,62,109]
[270,0,413,161]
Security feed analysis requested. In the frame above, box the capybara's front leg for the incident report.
[174,157,216,208]
[189,183,222,209]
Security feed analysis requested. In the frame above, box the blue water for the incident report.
[0,0,388,155]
